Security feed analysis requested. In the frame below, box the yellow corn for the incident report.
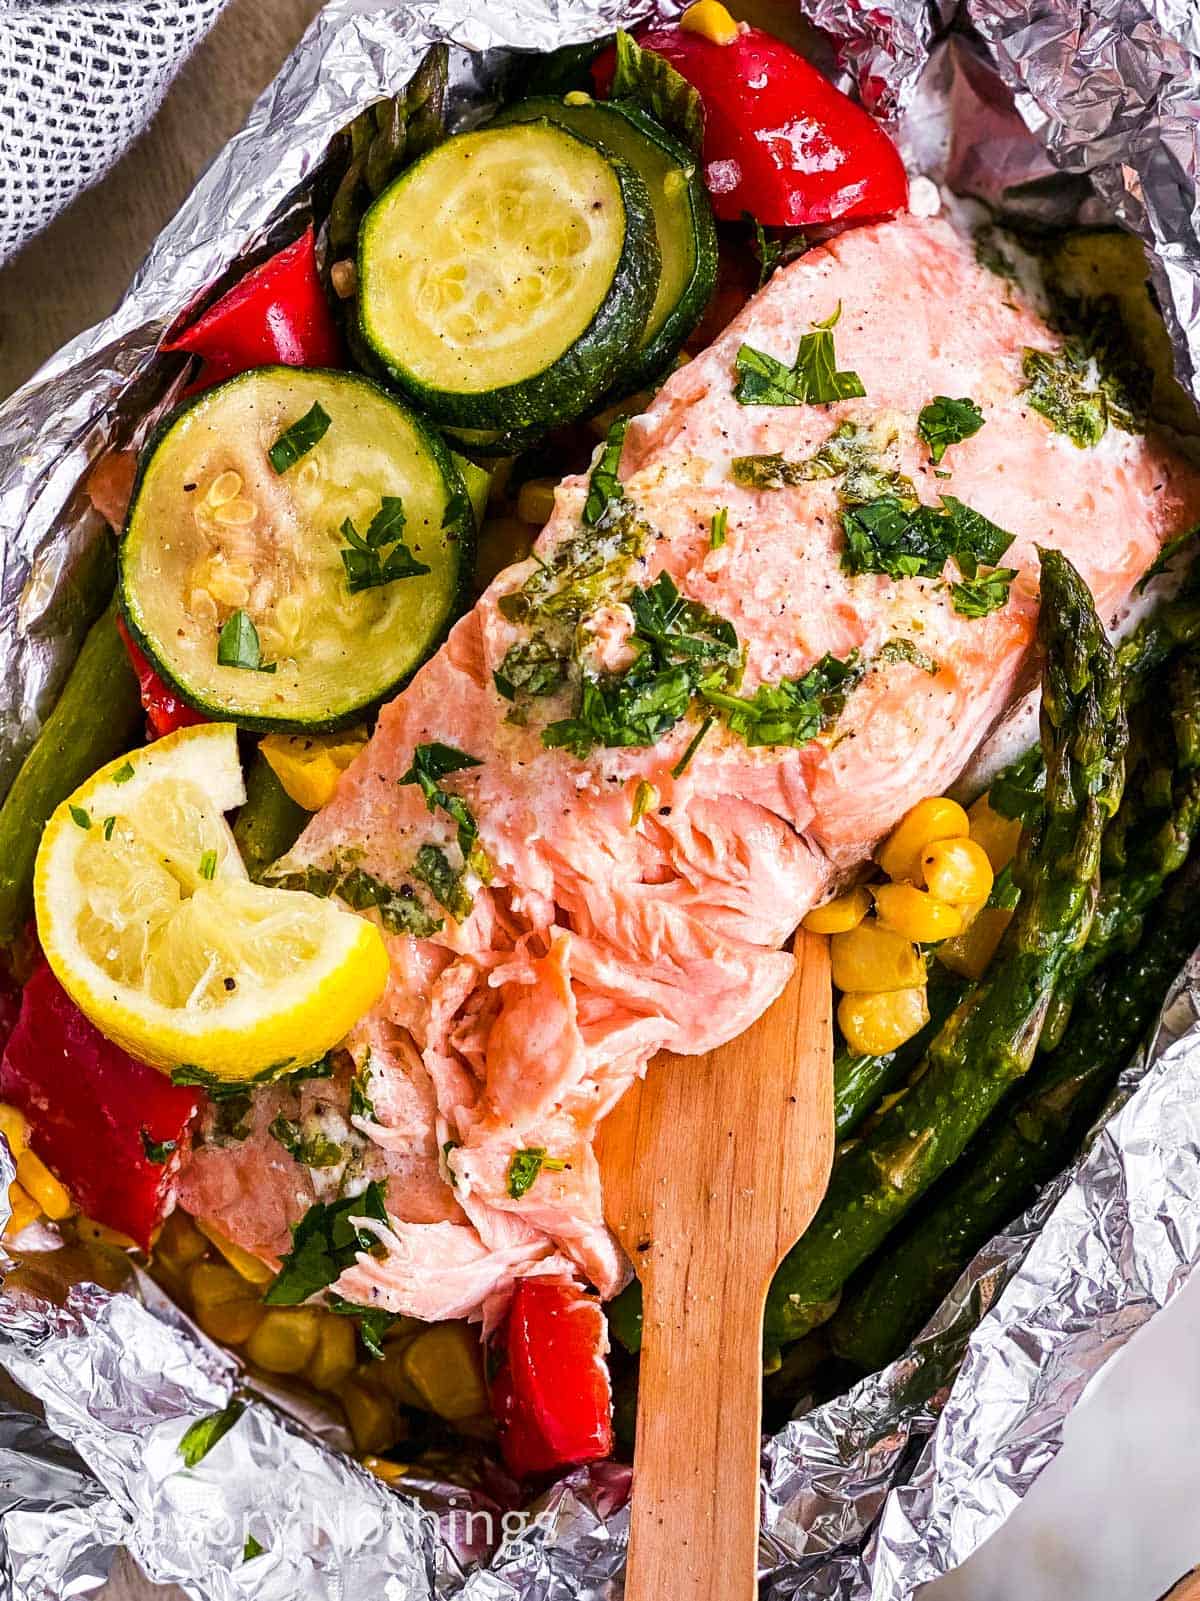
[399,1322,489,1421]
[872,882,964,944]
[830,921,923,993]
[877,796,970,884]
[921,836,994,906]
[259,730,367,812]
[680,0,739,44]
[376,1336,425,1409]
[0,1104,29,1159]
[936,905,1014,981]
[362,1455,411,1484]
[338,1377,404,1456]
[244,1307,321,1374]
[4,1183,40,1238]
[968,792,1023,873]
[306,1315,358,1391]
[189,1261,265,1346]
[155,1209,209,1273]
[16,1149,73,1220]
[802,886,870,935]
[77,1216,137,1251]
[516,478,558,527]
[194,1218,275,1285]
[837,986,930,1057]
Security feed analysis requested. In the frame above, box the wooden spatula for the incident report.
[596,931,833,1601]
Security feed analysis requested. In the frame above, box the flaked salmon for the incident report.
[177,214,1200,1323]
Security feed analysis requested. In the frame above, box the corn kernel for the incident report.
[0,1104,29,1159]
[878,797,970,883]
[802,886,870,935]
[362,1455,411,1484]
[872,882,964,944]
[338,1378,404,1456]
[376,1335,425,1408]
[936,905,1014,981]
[400,1322,489,1421]
[155,1208,209,1272]
[259,730,367,812]
[516,478,558,527]
[307,1315,358,1391]
[921,837,994,906]
[194,1218,276,1285]
[830,921,924,993]
[189,1261,264,1346]
[837,986,930,1057]
[16,1149,73,1220]
[680,0,739,45]
[968,793,1023,873]
[244,1307,321,1374]
[4,1183,41,1238]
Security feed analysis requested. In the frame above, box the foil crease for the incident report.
[2,0,1200,1596]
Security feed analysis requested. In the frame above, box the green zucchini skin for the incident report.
[233,751,311,881]
[357,120,661,433]
[120,367,475,735]
[0,594,143,948]
[492,96,717,393]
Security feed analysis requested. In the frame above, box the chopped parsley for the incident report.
[733,305,865,407]
[710,507,728,550]
[267,401,331,474]
[268,859,443,938]
[112,761,134,784]
[949,564,1019,618]
[876,638,938,675]
[671,715,713,778]
[702,651,862,748]
[840,493,1016,616]
[731,420,909,504]
[611,28,703,156]
[268,1115,344,1169]
[349,1057,375,1121]
[1021,308,1149,449]
[217,609,275,673]
[139,1128,177,1165]
[507,1146,566,1200]
[69,805,90,829]
[339,497,431,594]
[493,638,570,702]
[178,1399,245,1468]
[102,815,116,841]
[199,848,217,881]
[399,742,484,861]
[583,419,628,527]
[412,843,472,921]
[243,1536,264,1563]
[264,1180,389,1305]
[326,1294,397,1359]
[744,211,808,287]
[918,396,985,464]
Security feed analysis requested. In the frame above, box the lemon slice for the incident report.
[34,723,389,1081]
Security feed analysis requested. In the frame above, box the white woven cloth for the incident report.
[0,0,230,265]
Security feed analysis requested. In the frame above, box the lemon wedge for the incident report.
[34,723,389,1081]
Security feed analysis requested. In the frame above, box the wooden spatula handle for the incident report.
[627,1272,766,1600]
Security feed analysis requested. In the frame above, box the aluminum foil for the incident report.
[3,0,1200,1597]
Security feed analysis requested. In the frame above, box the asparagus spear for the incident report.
[829,847,1200,1373]
[763,550,1126,1346]
[834,964,965,1140]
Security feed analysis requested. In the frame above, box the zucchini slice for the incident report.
[357,120,661,432]
[120,368,473,733]
[493,96,717,392]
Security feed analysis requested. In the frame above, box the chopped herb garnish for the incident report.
[710,507,728,550]
[611,28,703,156]
[989,744,1045,825]
[264,1180,389,1305]
[630,779,659,826]
[493,638,570,702]
[243,1536,264,1563]
[1137,524,1199,594]
[217,609,275,673]
[1021,312,1148,449]
[340,497,431,594]
[199,848,217,881]
[112,761,134,784]
[733,306,865,407]
[267,401,331,474]
[69,805,90,829]
[336,865,443,938]
[209,1092,253,1143]
[498,498,649,630]
[744,211,808,288]
[507,1146,566,1200]
[326,1294,397,1359]
[876,639,938,675]
[949,565,1019,618]
[732,420,910,506]
[102,815,116,841]
[703,651,862,749]
[412,843,473,922]
[671,715,713,778]
[918,396,985,464]
[399,742,483,858]
[268,1115,345,1169]
[583,419,628,527]
[349,1057,375,1121]
[840,492,1014,609]
[140,1128,177,1165]
[178,1399,245,1468]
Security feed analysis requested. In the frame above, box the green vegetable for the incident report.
[178,1399,245,1468]
[412,843,472,921]
[841,493,1012,582]
[0,594,142,947]
[358,120,661,433]
[267,857,443,938]
[507,1146,566,1199]
[833,966,967,1140]
[326,1294,397,1358]
[744,212,808,287]
[69,805,91,830]
[764,549,1126,1345]
[268,1115,345,1169]
[264,1180,389,1305]
[610,27,703,157]
[702,651,860,749]
[671,715,713,778]
[583,420,629,527]
[399,742,483,858]
[243,1535,264,1562]
[917,396,985,464]
[232,753,310,883]
[710,507,728,550]
[122,367,474,731]
[733,306,865,407]
[731,420,907,501]
[949,565,1018,619]
[268,401,331,474]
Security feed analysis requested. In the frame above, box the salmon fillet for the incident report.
[177,214,1200,1324]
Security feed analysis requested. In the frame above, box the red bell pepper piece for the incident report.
[162,223,343,388]
[594,26,908,228]
[490,1278,613,1478]
[0,964,201,1248]
[115,615,206,740]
